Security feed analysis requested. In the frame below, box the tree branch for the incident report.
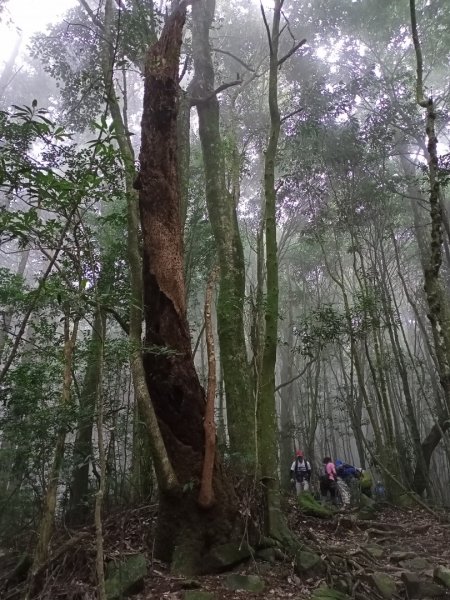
[278,38,307,67]
[178,53,190,82]
[260,2,273,57]
[275,359,315,393]
[212,47,256,73]
[78,0,105,31]
[192,321,206,357]
[189,79,242,106]
[409,0,427,107]
[280,9,296,44]
[281,107,304,124]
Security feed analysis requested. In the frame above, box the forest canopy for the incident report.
[1,0,450,598]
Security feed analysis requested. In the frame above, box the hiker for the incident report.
[335,459,361,483]
[290,450,312,495]
[320,456,338,505]
[374,481,386,501]
[335,459,362,505]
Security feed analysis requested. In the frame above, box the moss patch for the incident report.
[298,492,333,518]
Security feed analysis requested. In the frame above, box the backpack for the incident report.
[339,463,359,479]
[294,457,311,480]
[360,470,372,489]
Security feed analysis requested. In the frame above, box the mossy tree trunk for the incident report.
[257,0,305,541]
[410,0,450,405]
[190,0,254,465]
[279,274,295,489]
[198,268,218,509]
[409,0,450,495]
[137,1,240,570]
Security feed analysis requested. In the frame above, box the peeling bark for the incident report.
[101,0,177,495]
[138,2,240,569]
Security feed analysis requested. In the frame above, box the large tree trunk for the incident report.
[413,418,450,493]
[137,1,239,572]
[101,0,176,497]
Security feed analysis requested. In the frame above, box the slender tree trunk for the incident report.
[279,274,295,489]
[94,317,106,600]
[408,0,450,491]
[190,0,254,464]
[67,308,106,523]
[410,0,450,415]
[0,248,29,363]
[0,35,22,98]
[336,344,366,468]
[321,243,385,457]
[257,0,286,541]
[379,244,432,495]
[198,268,218,508]
[27,310,80,596]
[0,211,78,384]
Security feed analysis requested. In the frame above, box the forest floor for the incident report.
[1,496,450,599]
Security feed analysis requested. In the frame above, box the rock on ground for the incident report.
[105,553,147,600]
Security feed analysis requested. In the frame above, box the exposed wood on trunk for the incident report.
[137,0,240,568]
[101,0,177,494]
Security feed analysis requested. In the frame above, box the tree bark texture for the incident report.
[279,277,295,489]
[198,268,218,509]
[409,0,450,491]
[138,1,239,570]
[190,0,255,464]
[101,0,177,495]
[68,308,106,523]
[257,0,285,541]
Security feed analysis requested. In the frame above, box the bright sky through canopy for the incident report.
[0,0,76,65]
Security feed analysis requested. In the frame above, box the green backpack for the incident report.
[360,470,373,490]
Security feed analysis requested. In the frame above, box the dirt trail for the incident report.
[1,501,449,599]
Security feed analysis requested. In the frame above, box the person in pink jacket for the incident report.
[320,456,338,505]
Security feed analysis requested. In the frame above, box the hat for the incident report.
[335,459,343,467]
[296,450,304,457]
